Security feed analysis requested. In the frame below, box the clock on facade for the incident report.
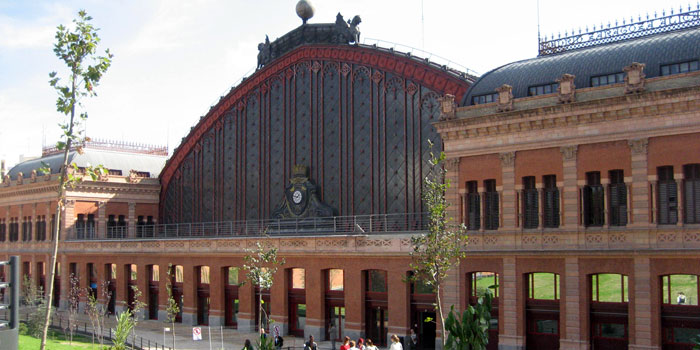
[292,190,303,204]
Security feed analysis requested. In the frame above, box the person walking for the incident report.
[390,334,403,350]
[357,338,365,350]
[365,339,378,350]
[242,339,254,350]
[340,336,351,350]
[348,340,359,350]
[273,326,284,350]
[305,335,318,350]
[409,328,418,350]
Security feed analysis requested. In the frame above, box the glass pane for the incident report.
[175,265,184,283]
[530,273,558,300]
[600,323,625,338]
[591,275,598,301]
[292,268,305,289]
[472,272,498,297]
[297,304,306,329]
[228,267,239,285]
[592,77,599,86]
[673,327,700,343]
[536,319,558,334]
[200,266,210,284]
[111,264,117,280]
[595,274,625,302]
[232,299,239,323]
[130,265,137,281]
[329,269,343,291]
[414,278,434,294]
[623,275,629,302]
[369,270,387,292]
[669,274,698,305]
[691,61,699,71]
[663,276,670,304]
[151,265,159,282]
[489,317,498,330]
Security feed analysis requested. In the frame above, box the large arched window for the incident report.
[661,274,700,349]
[591,273,628,303]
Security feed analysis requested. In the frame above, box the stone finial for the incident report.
[128,170,139,183]
[296,0,315,24]
[3,174,9,186]
[16,172,23,185]
[499,151,515,167]
[30,169,37,183]
[495,84,513,112]
[438,94,457,121]
[624,62,646,94]
[557,73,576,103]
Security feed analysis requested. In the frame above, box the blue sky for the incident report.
[0,0,678,169]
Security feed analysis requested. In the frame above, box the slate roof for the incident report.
[7,149,167,180]
[462,26,700,106]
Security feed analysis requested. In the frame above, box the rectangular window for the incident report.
[227,267,238,285]
[174,265,184,283]
[367,270,387,293]
[658,166,678,225]
[291,268,305,289]
[466,181,480,230]
[684,164,700,224]
[543,175,560,228]
[661,60,700,76]
[484,179,499,230]
[590,72,625,87]
[200,266,210,284]
[328,269,344,291]
[150,265,159,282]
[472,93,498,105]
[584,172,604,227]
[522,176,538,229]
[609,170,627,226]
[528,82,559,96]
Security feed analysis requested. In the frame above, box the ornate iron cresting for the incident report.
[539,5,700,56]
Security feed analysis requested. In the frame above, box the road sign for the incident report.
[193,327,202,341]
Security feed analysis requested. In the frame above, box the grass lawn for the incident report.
[19,330,107,350]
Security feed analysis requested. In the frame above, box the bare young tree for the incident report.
[243,240,285,336]
[65,273,82,345]
[40,10,112,350]
[409,141,468,349]
[166,265,180,350]
[85,281,112,348]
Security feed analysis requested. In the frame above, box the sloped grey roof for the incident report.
[7,149,167,180]
[462,26,700,105]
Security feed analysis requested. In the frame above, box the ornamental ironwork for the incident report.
[539,5,700,56]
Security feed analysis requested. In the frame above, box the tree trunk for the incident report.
[258,291,263,337]
[40,69,77,350]
[436,285,446,349]
[172,320,176,350]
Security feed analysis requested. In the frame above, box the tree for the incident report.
[409,140,469,349]
[166,265,181,350]
[243,239,285,335]
[85,281,112,348]
[40,10,113,350]
[129,285,148,350]
[113,309,135,350]
[65,273,82,345]
[444,291,494,350]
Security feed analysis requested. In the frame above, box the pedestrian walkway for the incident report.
[43,309,346,350]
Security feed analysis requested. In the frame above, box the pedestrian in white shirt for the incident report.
[390,334,403,350]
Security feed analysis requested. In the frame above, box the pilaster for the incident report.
[560,146,578,229]
[500,152,516,229]
[630,257,658,350]
[128,202,136,238]
[629,138,650,227]
[560,257,587,350]
[499,257,523,350]
[97,201,106,239]
[208,265,224,327]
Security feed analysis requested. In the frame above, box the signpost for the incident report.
[193,327,202,341]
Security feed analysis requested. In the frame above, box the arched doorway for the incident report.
[410,273,436,350]
[468,272,499,350]
[661,274,700,350]
[105,263,116,315]
[170,265,184,323]
[288,268,306,337]
[147,265,158,320]
[589,273,628,349]
[126,264,137,312]
[224,267,239,328]
[525,272,560,350]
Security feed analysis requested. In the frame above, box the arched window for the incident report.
[591,273,628,303]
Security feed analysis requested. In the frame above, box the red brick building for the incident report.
[3,6,700,350]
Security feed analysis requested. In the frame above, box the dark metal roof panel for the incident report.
[462,27,700,105]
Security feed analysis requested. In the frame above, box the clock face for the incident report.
[292,190,303,204]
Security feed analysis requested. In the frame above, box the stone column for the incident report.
[127,202,136,239]
[560,257,585,350]
[116,263,127,314]
[499,257,523,350]
[58,255,69,310]
[387,269,410,347]
[237,277,256,332]
[629,139,650,227]
[136,263,149,320]
[305,267,324,339]
[18,205,23,242]
[500,152,516,229]
[479,191,486,233]
[31,203,36,242]
[62,200,75,241]
[601,178,610,229]
[208,265,225,327]
[181,264,196,325]
[97,201,106,239]
[537,185,544,230]
[157,263,169,322]
[270,267,289,335]
[675,175,684,226]
[560,146,579,229]
[344,268,363,341]
[630,257,657,350]
[445,157,461,222]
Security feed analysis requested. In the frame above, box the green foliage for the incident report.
[19,322,29,335]
[113,309,134,350]
[445,288,495,350]
[256,333,276,350]
[409,140,467,348]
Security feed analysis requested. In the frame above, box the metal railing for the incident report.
[0,256,19,329]
[67,213,428,241]
[75,226,96,239]
[106,226,128,239]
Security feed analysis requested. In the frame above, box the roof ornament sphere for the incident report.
[296,0,314,24]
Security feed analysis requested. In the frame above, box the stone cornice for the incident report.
[435,85,700,142]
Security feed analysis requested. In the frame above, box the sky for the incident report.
[0,0,683,169]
